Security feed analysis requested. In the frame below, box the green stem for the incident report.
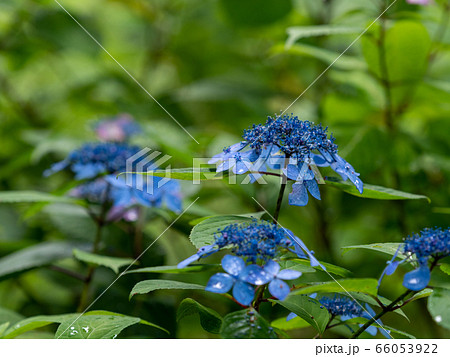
[273,158,289,224]
[351,289,412,339]
[253,285,266,312]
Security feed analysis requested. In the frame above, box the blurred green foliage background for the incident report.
[0,0,449,338]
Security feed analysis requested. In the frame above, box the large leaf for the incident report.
[427,288,450,330]
[271,315,310,331]
[325,178,430,202]
[125,264,221,275]
[292,278,378,298]
[189,215,256,249]
[177,298,222,334]
[286,25,362,48]
[281,258,352,277]
[273,295,330,335]
[0,242,86,281]
[129,280,204,299]
[0,191,82,205]
[73,249,135,274]
[220,308,277,339]
[342,242,406,259]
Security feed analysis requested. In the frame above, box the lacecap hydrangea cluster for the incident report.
[379,227,450,291]
[209,114,363,207]
[178,220,325,306]
[45,115,182,221]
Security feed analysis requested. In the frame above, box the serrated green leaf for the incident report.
[73,249,135,274]
[428,288,450,330]
[342,243,407,259]
[440,263,450,276]
[286,25,362,48]
[0,242,87,281]
[189,215,256,249]
[293,278,378,297]
[325,178,430,202]
[220,308,277,339]
[0,191,82,205]
[177,298,222,334]
[271,315,310,331]
[273,295,330,334]
[125,264,221,275]
[129,280,204,299]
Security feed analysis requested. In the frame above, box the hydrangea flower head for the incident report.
[95,114,141,142]
[44,142,142,179]
[209,113,363,207]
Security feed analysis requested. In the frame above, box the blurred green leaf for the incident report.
[427,288,450,330]
[220,308,277,339]
[125,264,221,275]
[292,278,378,297]
[286,25,362,48]
[325,177,430,202]
[273,295,330,334]
[280,258,352,277]
[0,191,82,205]
[342,242,406,259]
[0,242,86,281]
[177,298,222,334]
[121,168,221,181]
[129,280,204,299]
[73,249,135,274]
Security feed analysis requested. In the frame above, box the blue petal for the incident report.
[177,254,202,269]
[365,325,378,336]
[379,327,392,339]
[263,260,280,276]
[289,183,309,206]
[241,265,273,285]
[43,160,69,177]
[288,233,326,270]
[385,261,400,276]
[311,154,329,167]
[276,269,302,280]
[222,255,246,277]
[205,273,234,294]
[177,244,217,268]
[402,265,431,291]
[73,163,106,179]
[286,312,297,321]
[305,179,321,200]
[268,278,291,300]
[285,164,300,180]
[233,160,249,175]
[309,293,317,299]
[232,281,255,306]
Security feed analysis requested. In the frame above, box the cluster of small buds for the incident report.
[243,114,337,161]
[214,220,292,263]
[70,179,109,203]
[319,295,363,317]
[403,227,450,261]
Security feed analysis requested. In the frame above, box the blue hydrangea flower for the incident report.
[177,220,322,271]
[44,142,142,179]
[209,114,363,207]
[379,228,449,291]
[242,260,301,300]
[95,114,141,142]
[287,295,390,338]
[205,255,255,306]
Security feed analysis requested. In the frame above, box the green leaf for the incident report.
[440,263,450,276]
[220,0,292,27]
[220,308,277,339]
[120,167,221,181]
[325,178,430,202]
[189,212,265,226]
[73,249,135,274]
[342,242,407,259]
[0,242,86,281]
[129,280,204,299]
[0,307,24,327]
[177,298,222,334]
[125,264,221,275]
[286,25,362,48]
[281,258,352,277]
[292,278,378,298]
[0,191,82,205]
[428,288,450,330]
[384,325,416,339]
[271,315,310,331]
[362,21,430,82]
[272,43,367,71]
[189,215,256,249]
[55,315,140,339]
[273,295,330,334]
[409,288,433,303]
